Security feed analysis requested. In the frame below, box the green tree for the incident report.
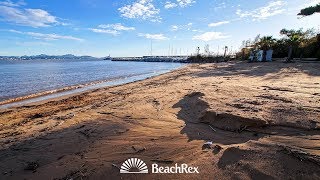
[257,36,276,61]
[272,39,288,58]
[280,29,314,62]
[298,3,320,16]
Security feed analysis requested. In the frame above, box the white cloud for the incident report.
[0,1,62,27]
[89,28,119,36]
[236,1,286,21]
[164,1,177,9]
[90,23,135,36]
[8,29,84,41]
[171,25,179,31]
[192,32,230,41]
[208,21,230,27]
[177,0,195,7]
[98,23,135,31]
[118,0,161,22]
[165,0,195,9]
[214,2,226,11]
[138,33,168,40]
[0,0,25,7]
[192,29,203,32]
[170,22,193,31]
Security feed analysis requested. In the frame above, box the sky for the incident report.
[0,0,319,57]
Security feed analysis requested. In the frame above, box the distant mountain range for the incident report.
[0,54,99,60]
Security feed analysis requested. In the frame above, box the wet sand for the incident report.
[0,61,319,179]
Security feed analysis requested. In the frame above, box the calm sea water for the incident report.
[0,59,182,102]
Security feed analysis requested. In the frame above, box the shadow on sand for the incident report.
[172,92,264,145]
[173,91,320,179]
[0,120,130,179]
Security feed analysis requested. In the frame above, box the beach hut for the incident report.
[266,50,273,61]
[256,50,263,62]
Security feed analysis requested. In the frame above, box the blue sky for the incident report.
[0,0,319,57]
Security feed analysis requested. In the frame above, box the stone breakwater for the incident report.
[111,56,190,63]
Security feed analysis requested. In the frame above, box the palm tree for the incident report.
[280,29,303,62]
[257,36,275,61]
[280,29,314,62]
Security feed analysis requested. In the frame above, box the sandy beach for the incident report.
[0,61,319,179]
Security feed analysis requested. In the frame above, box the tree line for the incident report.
[240,28,320,62]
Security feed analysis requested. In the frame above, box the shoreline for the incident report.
[0,66,185,108]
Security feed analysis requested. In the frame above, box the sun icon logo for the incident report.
[120,158,148,174]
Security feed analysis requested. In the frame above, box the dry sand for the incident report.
[0,61,319,179]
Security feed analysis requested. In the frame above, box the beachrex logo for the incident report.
[120,158,199,174]
[152,163,199,174]
[120,158,148,174]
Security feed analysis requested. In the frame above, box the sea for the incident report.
[0,58,182,107]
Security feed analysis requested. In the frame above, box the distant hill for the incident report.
[0,54,99,60]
